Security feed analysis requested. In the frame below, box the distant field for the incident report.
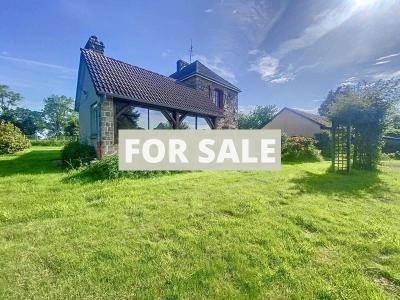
[0,146,399,299]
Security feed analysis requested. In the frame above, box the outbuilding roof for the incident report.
[279,107,332,128]
[170,60,241,92]
[80,48,223,117]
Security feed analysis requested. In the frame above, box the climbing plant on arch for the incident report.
[328,80,400,172]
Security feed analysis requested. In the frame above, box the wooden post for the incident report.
[147,108,150,130]
[346,124,351,174]
[332,123,336,172]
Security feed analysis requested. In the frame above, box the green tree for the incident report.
[328,86,398,170]
[0,108,45,136]
[238,105,278,129]
[42,95,75,137]
[0,85,22,114]
[154,121,189,129]
[64,113,79,138]
[319,90,336,116]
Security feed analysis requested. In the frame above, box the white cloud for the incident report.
[249,55,279,81]
[275,2,360,58]
[230,1,287,46]
[341,76,358,86]
[186,54,236,83]
[0,55,76,73]
[270,74,293,84]
[204,8,213,13]
[293,106,319,114]
[371,70,400,80]
[248,49,261,55]
[374,60,391,65]
[376,52,400,61]
[1,51,8,56]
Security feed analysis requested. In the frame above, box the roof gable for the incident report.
[170,60,240,92]
[80,49,222,117]
[274,107,332,128]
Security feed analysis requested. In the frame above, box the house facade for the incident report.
[75,36,240,157]
[263,107,331,138]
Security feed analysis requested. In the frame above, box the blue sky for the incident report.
[1,0,400,113]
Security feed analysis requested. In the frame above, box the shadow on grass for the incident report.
[291,169,388,197]
[62,167,185,184]
[0,148,61,177]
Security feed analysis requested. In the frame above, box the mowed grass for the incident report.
[0,147,399,299]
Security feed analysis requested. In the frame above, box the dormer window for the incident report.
[213,89,223,109]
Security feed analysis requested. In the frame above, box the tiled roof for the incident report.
[284,107,332,128]
[81,49,223,117]
[170,60,241,92]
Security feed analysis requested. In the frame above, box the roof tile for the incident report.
[81,49,223,117]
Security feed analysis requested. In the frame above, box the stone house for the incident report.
[263,107,331,138]
[75,36,240,157]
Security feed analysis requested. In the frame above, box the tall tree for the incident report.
[0,85,22,113]
[64,113,79,138]
[42,95,75,137]
[238,105,278,129]
[0,108,45,136]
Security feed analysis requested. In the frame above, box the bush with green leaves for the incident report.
[61,142,96,168]
[31,139,72,147]
[381,152,400,160]
[282,135,322,162]
[0,121,31,154]
[75,155,174,181]
[314,131,332,158]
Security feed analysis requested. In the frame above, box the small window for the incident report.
[213,89,223,109]
[90,103,98,137]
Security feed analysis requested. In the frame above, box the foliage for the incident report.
[0,121,31,154]
[328,90,396,170]
[116,106,141,129]
[1,147,400,299]
[392,113,400,129]
[381,151,400,160]
[238,105,278,129]
[64,113,79,137]
[75,155,173,181]
[314,131,332,158]
[384,128,400,138]
[281,135,322,162]
[154,121,189,129]
[30,139,71,147]
[42,95,75,137]
[319,89,337,116]
[61,142,96,168]
[0,107,45,136]
[0,85,22,113]
[319,78,400,117]
[383,137,400,154]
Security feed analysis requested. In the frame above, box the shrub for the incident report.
[314,131,331,158]
[381,151,400,160]
[384,128,400,138]
[75,155,174,181]
[282,136,322,162]
[0,121,31,154]
[31,139,71,147]
[61,142,96,168]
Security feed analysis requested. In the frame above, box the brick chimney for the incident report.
[85,36,105,54]
[176,59,189,72]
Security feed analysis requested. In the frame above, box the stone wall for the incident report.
[100,96,118,156]
[181,76,238,129]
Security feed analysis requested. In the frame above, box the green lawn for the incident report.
[0,146,399,299]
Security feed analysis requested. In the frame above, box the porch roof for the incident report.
[81,49,223,117]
